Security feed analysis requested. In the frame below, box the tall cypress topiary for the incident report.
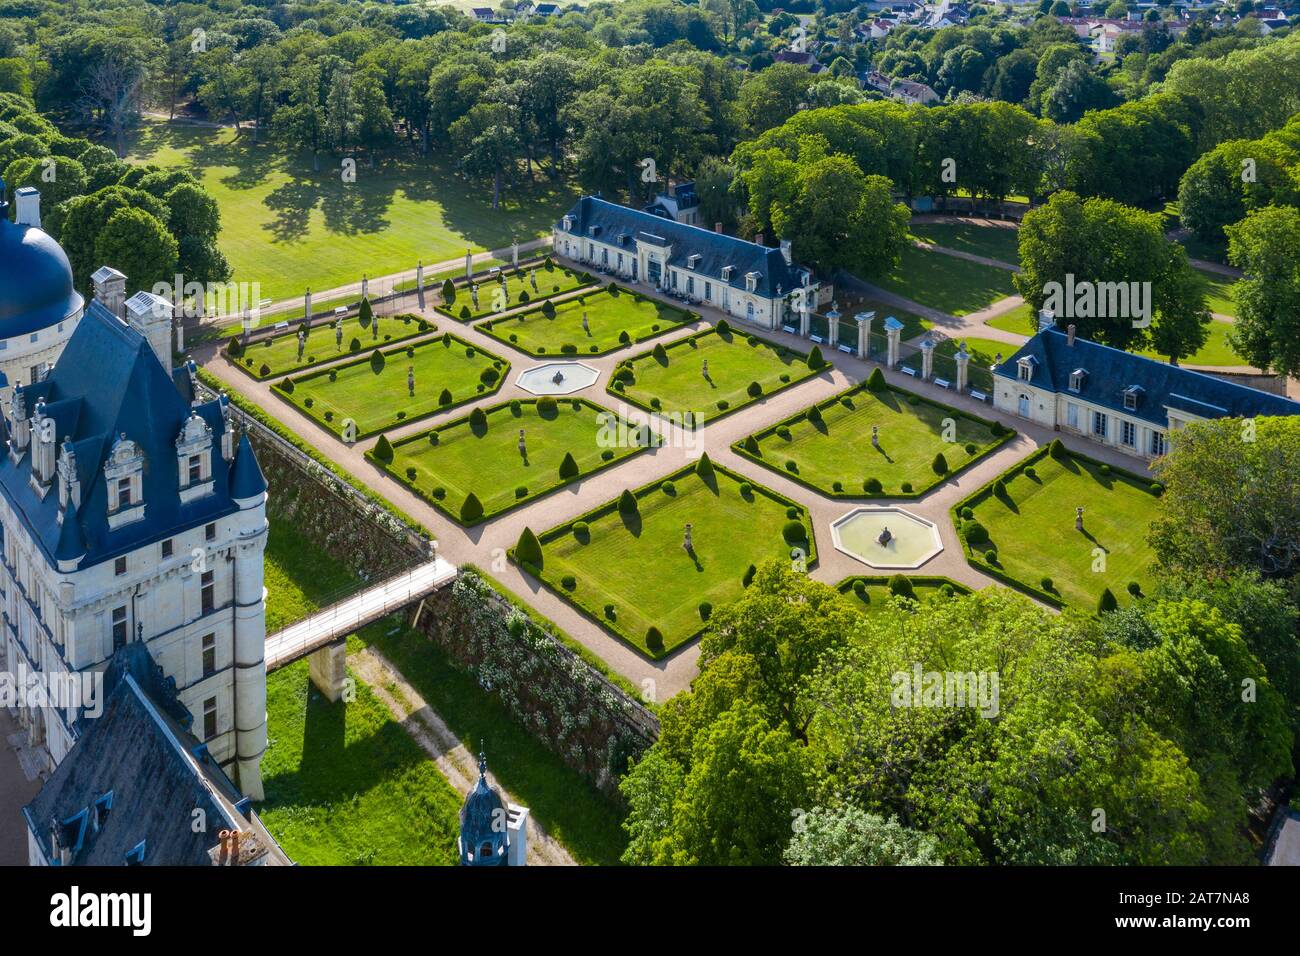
[515,526,543,567]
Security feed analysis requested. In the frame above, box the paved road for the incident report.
[197,265,1158,700]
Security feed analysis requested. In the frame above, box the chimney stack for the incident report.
[125,290,176,371]
[507,804,529,867]
[1067,323,1076,347]
[92,266,128,320]
[715,222,723,234]
[755,232,765,247]
[779,239,793,266]
[14,187,41,229]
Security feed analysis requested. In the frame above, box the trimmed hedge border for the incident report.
[948,443,1162,610]
[227,312,434,382]
[433,263,596,323]
[272,331,510,440]
[195,367,435,538]
[509,459,819,660]
[836,574,974,600]
[611,326,821,424]
[474,281,697,357]
[731,379,1016,500]
[365,398,647,527]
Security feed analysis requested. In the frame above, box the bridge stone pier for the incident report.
[308,639,349,702]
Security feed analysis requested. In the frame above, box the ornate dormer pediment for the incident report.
[56,437,80,519]
[176,411,214,504]
[106,433,146,530]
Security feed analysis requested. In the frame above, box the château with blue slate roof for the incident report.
[993,322,1300,460]
[554,195,821,331]
[0,234,271,808]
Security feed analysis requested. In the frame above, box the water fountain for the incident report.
[831,507,944,570]
[515,361,600,395]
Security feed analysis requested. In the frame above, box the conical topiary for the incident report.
[441,278,455,303]
[618,489,638,514]
[359,297,373,329]
[460,491,484,523]
[1098,587,1118,613]
[515,526,543,567]
[374,435,394,463]
[696,452,715,480]
[559,451,579,480]
[807,345,826,370]
[866,367,886,391]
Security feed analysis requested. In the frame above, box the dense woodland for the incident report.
[1,0,1299,865]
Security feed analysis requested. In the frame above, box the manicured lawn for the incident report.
[956,448,1159,610]
[869,244,1018,316]
[1138,318,1247,367]
[984,300,1035,336]
[838,575,972,617]
[523,461,816,656]
[277,333,508,438]
[478,284,694,356]
[910,222,1021,266]
[258,521,463,866]
[359,626,628,866]
[126,120,574,302]
[1195,268,1239,318]
[231,312,435,380]
[375,398,644,524]
[735,381,1009,498]
[613,326,819,418]
[438,263,593,322]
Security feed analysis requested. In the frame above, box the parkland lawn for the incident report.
[869,245,1018,316]
[529,463,814,656]
[909,222,1021,266]
[478,285,694,356]
[379,398,643,524]
[614,327,819,417]
[126,120,573,302]
[439,263,592,321]
[258,521,462,866]
[233,312,434,380]
[961,452,1159,609]
[737,383,1007,498]
[279,333,508,437]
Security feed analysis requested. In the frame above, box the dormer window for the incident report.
[105,434,145,530]
[687,254,701,270]
[721,265,733,281]
[1017,357,1035,382]
[176,411,214,503]
[745,271,759,292]
[562,215,574,232]
[1122,385,1144,411]
[1068,369,1088,392]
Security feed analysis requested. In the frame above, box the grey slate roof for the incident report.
[995,326,1300,428]
[0,301,250,569]
[22,644,252,866]
[558,196,811,299]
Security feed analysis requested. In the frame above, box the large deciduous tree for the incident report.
[1225,204,1300,378]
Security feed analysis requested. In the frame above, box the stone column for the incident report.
[309,638,348,704]
[360,274,368,302]
[921,337,935,380]
[233,535,268,801]
[304,289,312,326]
[885,317,904,367]
[465,248,474,282]
[799,304,811,338]
[512,241,519,269]
[415,261,425,309]
[828,313,839,349]
[855,312,874,359]
[955,345,970,392]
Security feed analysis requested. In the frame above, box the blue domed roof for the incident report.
[458,751,510,866]
[0,207,84,339]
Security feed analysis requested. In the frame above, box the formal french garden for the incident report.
[369,397,644,525]
[838,574,973,617]
[437,260,593,322]
[953,441,1161,610]
[476,283,695,356]
[611,322,822,418]
[735,371,1011,498]
[275,331,508,438]
[229,310,434,380]
[513,456,816,658]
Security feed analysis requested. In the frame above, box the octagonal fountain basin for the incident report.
[831,506,944,570]
[515,361,600,395]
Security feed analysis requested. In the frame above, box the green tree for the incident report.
[1225,205,1300,378]
[784,805,943,866]
[92,206,178,295]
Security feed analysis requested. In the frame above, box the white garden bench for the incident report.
[933,377,951,389]
[837,344,854,354]
[333,306,348,318]
[810,334,824,344]
[900,365,917,377]
[273,321,289,331]
[782,324,797,334]
[969,388,988,402]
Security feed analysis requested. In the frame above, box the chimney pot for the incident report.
[715,222,723,233]
[1067,323,1076,346]
[15,187,41,229]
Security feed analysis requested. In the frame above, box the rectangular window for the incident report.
[1150,431,1168,457]
[201,570,215,614]
[704,282,712,302]
[1121,420,1137,447]
[671,271,678,289]
[203,698,217,741]
[202,633,216,677]
[188,455,202,485]
[1067,403,1079,430]
[111,606,127,651]
[161,539,173,559]
[114,556,126,577]
[116,478,131,510]
[1092,411,1108,439]
[205,522,216,542]
[687,277,695,295]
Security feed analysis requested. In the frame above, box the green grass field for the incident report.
[438,263,592,322]
[478,284,694,357]
[869,245,1018,316]
[233,312,434,380]
[126,120,573,302]
[527,462,814,656]
[614,327,818,417]
[736,382,1007,498]
[258,521,463,865]
[379,398,643,524]
[279,333,508,437]
[909,222,1021,266]
[1195,268,1239,318]
[960,450,1159,610]
[838,575,973,618]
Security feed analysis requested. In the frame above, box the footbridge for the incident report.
[264,556,458,698]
